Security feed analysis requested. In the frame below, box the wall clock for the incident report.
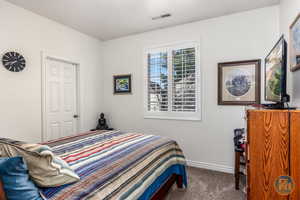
[2,52,26,72]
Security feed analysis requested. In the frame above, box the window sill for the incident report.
[144,115,202,121]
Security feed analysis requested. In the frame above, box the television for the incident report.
[264,35,290,109]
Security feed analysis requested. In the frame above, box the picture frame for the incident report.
[290,13,300,72]
[113,74,132,94]
[218,60,261,105]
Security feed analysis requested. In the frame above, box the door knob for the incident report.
[73,115,79,118]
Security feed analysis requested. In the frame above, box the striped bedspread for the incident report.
[39,130,187,200]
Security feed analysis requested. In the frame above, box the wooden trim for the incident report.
[151,174,183,200]
[218,59,261,105]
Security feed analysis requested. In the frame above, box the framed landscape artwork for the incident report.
[113,74,132,94]
[290,14,300,72]
[218,60,261,105]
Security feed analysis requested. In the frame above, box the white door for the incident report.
[44,58,79,141]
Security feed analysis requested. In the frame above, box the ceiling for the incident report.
[6,0,279,41]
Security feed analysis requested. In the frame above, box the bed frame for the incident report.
[0,181,5,200]
[0,174,183,200]
[151,174,184,200]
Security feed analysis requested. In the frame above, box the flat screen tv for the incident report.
[264,35,290,109]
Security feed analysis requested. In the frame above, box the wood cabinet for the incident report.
[247,110,300,200]
[290,111,300,200]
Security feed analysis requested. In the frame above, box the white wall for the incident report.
[280,0,300,106]
[0,1,103,143]
[0,0,280,172]
[102,6,280,172]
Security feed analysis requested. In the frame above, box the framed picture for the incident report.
[113,74,132,94]
[218,60,261,105]
[290,13,300,72]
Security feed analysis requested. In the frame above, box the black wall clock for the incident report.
[2,52,26,72]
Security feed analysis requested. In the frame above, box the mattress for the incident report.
[39,130,187,200]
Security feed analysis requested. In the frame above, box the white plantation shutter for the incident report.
[172,48,196,112]
[147,52,168,112]
[144,42,201,120]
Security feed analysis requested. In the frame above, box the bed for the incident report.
[0,130,187,200]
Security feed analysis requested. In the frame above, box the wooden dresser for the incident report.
[247,109,300,200]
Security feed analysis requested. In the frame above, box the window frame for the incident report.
[143,41,201,121]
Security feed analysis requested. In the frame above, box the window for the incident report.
[144,42,201,120]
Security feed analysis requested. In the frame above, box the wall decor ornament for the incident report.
[290,13,300,72]
[113,74,132,94]
[218,60,261,105]
[2,51,26,72]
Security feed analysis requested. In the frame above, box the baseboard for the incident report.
[186,160,234,174]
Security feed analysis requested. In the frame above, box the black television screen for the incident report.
[265,36,288,103]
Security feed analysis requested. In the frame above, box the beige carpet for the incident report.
[166,167,246,200]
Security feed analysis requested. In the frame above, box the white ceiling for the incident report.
[6,0,279,41]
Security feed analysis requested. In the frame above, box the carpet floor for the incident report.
[166,167,246,200]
